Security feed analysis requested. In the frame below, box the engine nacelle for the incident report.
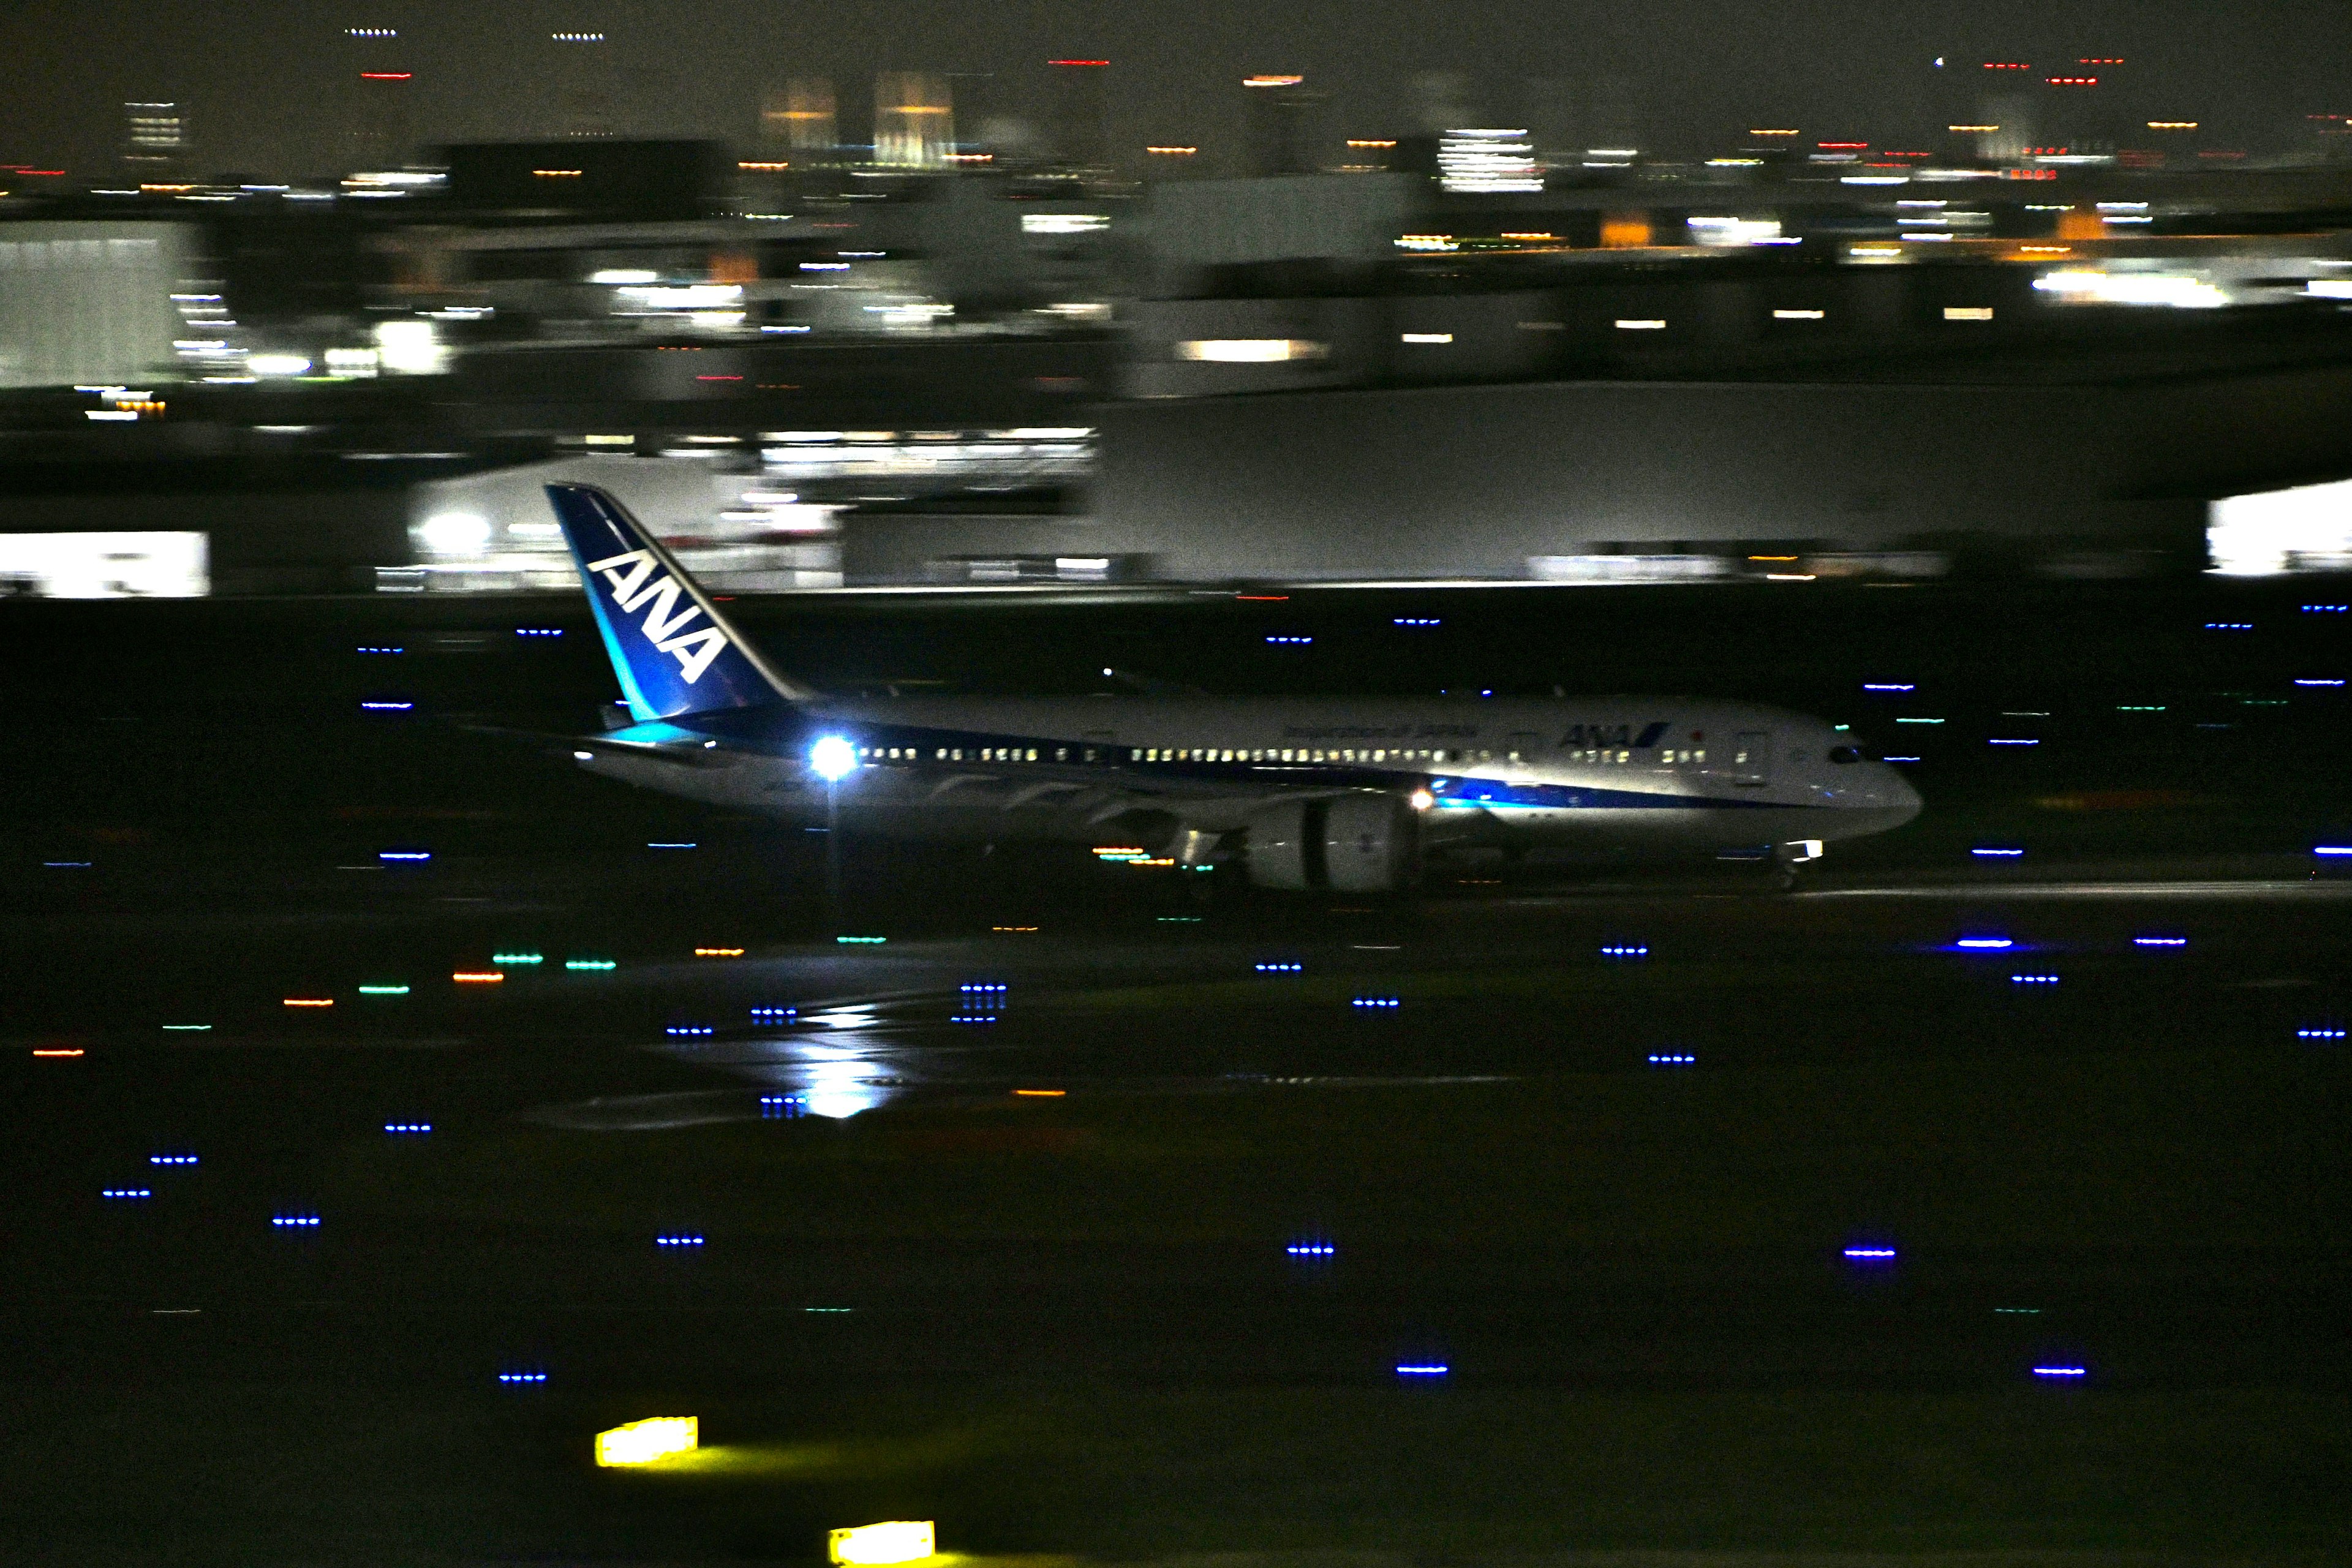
[1243,793,1420,892]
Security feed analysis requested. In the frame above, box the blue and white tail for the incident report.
[546,483,815,720]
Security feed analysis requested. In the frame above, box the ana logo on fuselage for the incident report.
[1562,721,1672,749]
[586,549,729,684]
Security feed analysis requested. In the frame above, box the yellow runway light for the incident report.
[595,1415,698,1466]
[452,971,504,984]
[829,1521,936,1565]
[695,947,745,957]
[282,998,334,1008]
[1012,1088,1066,1097]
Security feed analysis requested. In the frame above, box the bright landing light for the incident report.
[595,1416,698,1466]
[829,1521,937,1565]
[809,735,859,782]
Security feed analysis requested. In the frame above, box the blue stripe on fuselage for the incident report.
[636,713,1815,810]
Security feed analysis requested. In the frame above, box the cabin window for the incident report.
[1055,747,1068,761]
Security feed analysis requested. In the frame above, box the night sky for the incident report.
[2,0,2349,178]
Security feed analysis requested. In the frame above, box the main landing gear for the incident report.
[1773,839,1825,892]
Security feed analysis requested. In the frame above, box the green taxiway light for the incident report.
[358,985,410,995]
[565,959,617,971]
[835,936,887,944]
[492,952,543,965]
[161,1024,213,1031]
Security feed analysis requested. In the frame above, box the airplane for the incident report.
[538,483,1921,892]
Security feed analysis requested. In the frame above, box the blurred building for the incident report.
[0,222,192,388]
[1243,76,1327,177]
[350,72,415,171]
[121,102,186,178]
[342,24,411,171]
[769,78,839,164]
[438,140,733,222]
[1977,93,2035,165]
[549,29,616,140]
[1049,60,1109,170]
[875,72,954,170]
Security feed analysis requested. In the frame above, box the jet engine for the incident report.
[1243,793,1420,892]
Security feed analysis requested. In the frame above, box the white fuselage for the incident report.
[574,694,1921,856]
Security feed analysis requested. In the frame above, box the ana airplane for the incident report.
[541,483,1920,891]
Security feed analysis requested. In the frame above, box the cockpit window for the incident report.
[1828,745,1864,764]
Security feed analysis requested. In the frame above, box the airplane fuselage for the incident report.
[573,694,1921,856]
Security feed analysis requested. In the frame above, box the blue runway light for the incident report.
[378,850,431,862]
[2296,1027,2346,1040]
[271,1214,321,1228]
[2206,622,2253,631]
[1954,937,2015,949]
[1844,1246,1897,1260]
[1988,738,2039,746]
[1972,848,2025,858]
[950,1015,998,1024]
[1861,682,1915,692]
[1286,1241,1336,1257]
[1352,997,1401,1009]
[1255,962,1303,973]
[102,1188,153,1200]
[1265,635,1313,645]
[665,1025,714,1038]
[2033,1366,2088,1378]
[360,700,413,711]
[42,861,91,867]
[1600,944,1649,958]
[760,1094,807,1118]
[2313,846,2352,858]
[1648,1053,1695,1065]
[750,1006,797,1021]
[960,982,1008,992]
[654,1234,704,1248]
[496,1370,548,1384]
[355,646,402,654]
[646,841,696,850]
[383,1123,432,1135]
[2133,935,2187,948]
[1882,755,1921,763]
[1393,617,1441,627]
[2294,679,2345,687]
[514,627,564,638]
[149,1153,198,1166]
[2011,973,2060,985]
[1395,1363,1449,1377]
[2303,605,2348,613]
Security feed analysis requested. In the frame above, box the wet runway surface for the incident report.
[6,585,2352,1562]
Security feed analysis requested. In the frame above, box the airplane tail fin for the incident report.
[545,483,817,720]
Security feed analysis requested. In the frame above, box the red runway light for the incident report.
[360,72,412,80]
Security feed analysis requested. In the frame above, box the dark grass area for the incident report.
[5,581,2352,1562]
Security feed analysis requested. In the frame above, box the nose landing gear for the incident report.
[1773,838,1825,891]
